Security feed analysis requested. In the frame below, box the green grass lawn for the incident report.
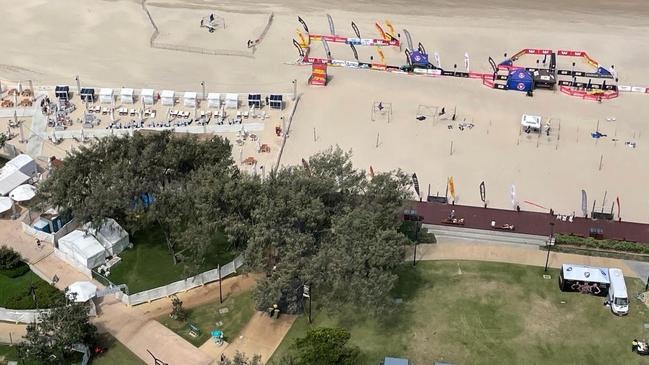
[157,289,255,346]
[0,334,142,365]
[270,261,649,365]
[106,227,236,293]
[0,269,63,309]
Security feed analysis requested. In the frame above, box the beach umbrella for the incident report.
[9,184,37,202]
[66,281,97,302]
[0,197,13,214]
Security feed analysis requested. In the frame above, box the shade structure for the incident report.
[269,94,283,109]
[85,218,130,256]
[58,230,106,269]
[207,93,221,108]
[9,184,36,202]
[7,154,37,177]
[247,93,261,108]
[521,114,542,129]
[120,88,135,104]
[67,281,97,302]
[160,90,175,106]
[0,165,30,196]
[99,88,114,104]
[183,91,197,107]
[0,197,12,214]
[55,85,70,100]
[225,93,239,109]
[141,89,155,105]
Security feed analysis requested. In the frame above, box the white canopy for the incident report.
[67,281,97,302]
[225,93,239,109]
[9,184,36,202]
[84,218,130,256]
[7,154,37,177]
[58,230,106,269]
[99,88,114,104]
[521,114,542,129]
[561,264,610,284]
[161,90,175,106]
[207,93,221,108]
[120,88,135,104]
[141,89,155,105]
[0,197,12,214]
[183,91,197,107]
[0,165,30,196]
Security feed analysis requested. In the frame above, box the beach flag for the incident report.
[448,176,456,200]
[376,47,385,65]
[412,173,420,199]
[511,184,517,208]
[375,22,387,40]
[479,181,486,203]
[385,20,395,36]
[301,158,311,176]
[616,196,621,219]
[369,165,375,178]
[434,52,441,68]
[298,16,309,33]
[464,52,470,72]
[581,190,588,217]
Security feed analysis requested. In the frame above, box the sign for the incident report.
[303,285,310,298]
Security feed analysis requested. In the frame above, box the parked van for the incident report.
[607,268,629,316]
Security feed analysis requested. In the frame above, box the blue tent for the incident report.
[506,68,534,92]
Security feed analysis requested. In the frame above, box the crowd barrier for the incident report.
[559,85,619,100]
[115,255,243,306]
[0,307,48,324]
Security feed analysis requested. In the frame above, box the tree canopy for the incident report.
[268,327,360,365]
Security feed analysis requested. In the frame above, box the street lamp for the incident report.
[544,222,555,272]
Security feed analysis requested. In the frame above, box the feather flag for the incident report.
[434,52,441,68]
[511,184,517,208]
[581,190,588,217]
[448,176,456,200]
[412,173,420,198]
[385,20,395,36]
[375,22,387,40]
[301,158,311,176]
[464,52,470,72]
[369,165,375,178]
[616,196,621,219]
[376,47,385,65]
[479,181,486,203]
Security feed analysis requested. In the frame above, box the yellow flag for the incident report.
[376,47,385,64]
[448,176,456,200]
[385,20,395,36]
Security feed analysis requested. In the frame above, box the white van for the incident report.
[607,268,629,316]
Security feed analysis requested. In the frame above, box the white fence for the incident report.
[0,307,48,324]
[116,255,244,306]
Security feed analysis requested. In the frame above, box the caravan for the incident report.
[607,268,629,316]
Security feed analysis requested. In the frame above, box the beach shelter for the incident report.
[183,92,198,107]
[7,154,37,177]
[269,94,283,110]
[506,68,534,92]
[120,88,135,104]
[55,85,70,100]
[0,197,12,214]
[66,281,97,302]
[161,90,175,106]
[9,184,37,202]
[207,93,221,108]
[85,218,130,256]
[80,88,95,103]
[0,165,30,196]
[225,93,239,109]
[99,88,114,104]
[141,89,155,105]
[247,94,262,108]
[58,230,106,269]
[521,114,542,131]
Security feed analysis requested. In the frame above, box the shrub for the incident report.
[0,245,23,270]
[0,262,30,278]
[555,234,649,255]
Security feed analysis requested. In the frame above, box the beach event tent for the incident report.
[141,89,155,105]
[120,88,135,104]
[55,85,70,100]
[521,114,542,129]
[7,154,37,177]
[225,93,239,109]
[161,90,175,106]
[506,68,534,92]
[80,88,95,103]
[0,165,30,196]
[99,88,114,104]
[248,94,262,108]
[58,230,107,269]
[184,92,198,107]
[207,93,221,108]
[85,218,130,256]
[269,94,283,110]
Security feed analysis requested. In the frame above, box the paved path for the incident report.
[0,323,26,344]
[410,237,649,279]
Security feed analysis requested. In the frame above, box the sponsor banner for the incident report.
[631,86,647,93]
[618,85,632,92]
[413,68,442,76]
[525,48,552,55]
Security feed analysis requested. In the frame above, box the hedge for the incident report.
[555,234,649,255]
[0,262,31,278]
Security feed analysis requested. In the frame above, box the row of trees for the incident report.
[40,131,413,313]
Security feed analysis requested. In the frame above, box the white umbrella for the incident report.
[0,197,12,214]
[66,281,97,302]
[9,184,37,202]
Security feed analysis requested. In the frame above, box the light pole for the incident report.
[218,264,223,304]
[544,222,555,272]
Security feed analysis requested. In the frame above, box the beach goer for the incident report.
[633,339,639,352]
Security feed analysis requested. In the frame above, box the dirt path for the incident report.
[411,238,640,277]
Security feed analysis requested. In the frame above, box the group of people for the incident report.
[570,281,602,295]
[106,120,145,129]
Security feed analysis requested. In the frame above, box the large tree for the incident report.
[247,147,410,314]
[18,301,97,364]
[267,327,359,365]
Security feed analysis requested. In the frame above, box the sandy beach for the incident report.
[2,0,649,221]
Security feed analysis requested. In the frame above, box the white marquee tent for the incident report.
[120,88,135,104]
[85,218,130,256]
[225,93,239,109]
[6,154,37,177]
[66,281,97,302]
[58,230,106,269]
[0,165,30,196]
[141,89,155,105]
[207,93,221,108]
[99,88,114,104]
[183,92,197,107]
[161,90,175,106]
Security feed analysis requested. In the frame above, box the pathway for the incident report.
[410,237,649,279]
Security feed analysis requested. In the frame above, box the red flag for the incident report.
[369,165,375,177]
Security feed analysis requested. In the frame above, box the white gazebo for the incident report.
[58,230,106,269]
[225,93,239,109]
[0,165,30,196]
[85,218,130,256]
[207,93,221,108]
[120,88,135,104]
[141,89,155,105]
[183,91,197,108]
[161,90,175,106]
[99,88,114,104]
